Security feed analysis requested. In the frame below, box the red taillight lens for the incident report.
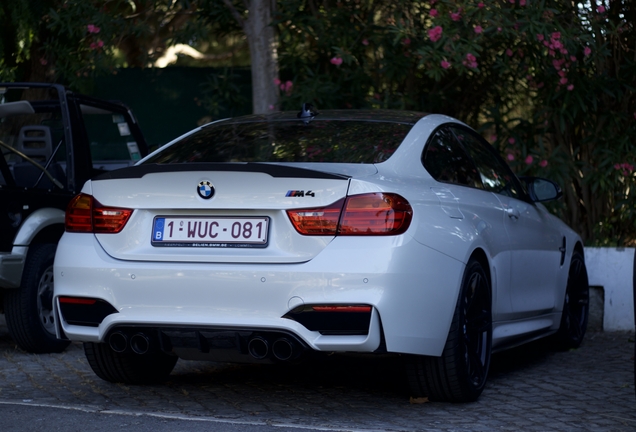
[65,193,133,234]
[339,193,412,235]
[287,198,345,235]
[287,193,412,236]
[311,305,372,313]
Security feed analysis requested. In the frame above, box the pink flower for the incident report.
[362,39,369,46]
[570,55,577,62]
[402,38,411,45]
[507,153,515,161]
[508,137,516,144]
[268,104,276,110]
[463,53,478,68]
[441,60,451,69]
[567,84,574,91]
[536,34,545,41]
[525,155,534,165]
[474,26,483,34]
[89,40,104,50]
[283,80,293,95]
[330,57,343,66]
[87,24,101,34]
[597,6,606,13]
[584,46,592,57]
[497,27,502,32]
[551,32,561,40]
[506,49,513,57]
[560,77,568,85]
[450,11,462,21]
[478,2,485,8]
[520,0,526,5]
[539,160,548,167]
[430,9,438,17]
[428,26,443,42]
[273,78,281,86]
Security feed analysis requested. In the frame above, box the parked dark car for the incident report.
[0,82,148,353]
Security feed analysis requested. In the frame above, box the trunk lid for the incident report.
[90,163,352,263]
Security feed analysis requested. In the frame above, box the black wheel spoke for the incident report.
[465,343,486,383]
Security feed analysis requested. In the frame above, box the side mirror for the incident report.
[521,177,562,202]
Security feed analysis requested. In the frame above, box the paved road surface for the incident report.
[0,315,634,431]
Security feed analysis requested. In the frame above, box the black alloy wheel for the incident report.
[406,259,492,402]
[554,250,589,349]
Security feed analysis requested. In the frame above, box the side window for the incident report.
[451,127,523,199]
[81,106,142,172]
[422,127,483,188]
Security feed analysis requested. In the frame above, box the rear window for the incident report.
[144,120,414,164]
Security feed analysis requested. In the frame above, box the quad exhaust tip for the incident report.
[247,336,269,359]
[108,331,128,353]
[130,333,150,355]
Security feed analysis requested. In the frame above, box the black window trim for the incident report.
[421,123,532,203]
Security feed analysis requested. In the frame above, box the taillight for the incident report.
[339,193,412,235]
[287,198,345,235]
[287,193,412,236]
[65,193,132,233]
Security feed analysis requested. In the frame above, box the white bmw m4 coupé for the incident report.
[53,108,589,402]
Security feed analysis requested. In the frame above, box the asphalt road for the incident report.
[0,314,634,431]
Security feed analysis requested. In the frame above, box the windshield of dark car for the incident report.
[144,120,414,164]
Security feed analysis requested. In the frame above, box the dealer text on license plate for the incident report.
[152,216,269,247]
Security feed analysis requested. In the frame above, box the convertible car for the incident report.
[53,107,589,402]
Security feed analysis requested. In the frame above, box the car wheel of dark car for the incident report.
[553,250,589,349]
[84,342,178,385]
[4,243,70,353]
[406,259,492,402]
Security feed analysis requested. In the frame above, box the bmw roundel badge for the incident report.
[197,180,215,199]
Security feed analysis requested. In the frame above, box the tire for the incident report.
[553,250,589,349]
[4,243,70,353]
[406,259,492,402]
[84,342,178,385]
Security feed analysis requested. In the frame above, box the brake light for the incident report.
[65,193,133,233]
[287,193,412,236]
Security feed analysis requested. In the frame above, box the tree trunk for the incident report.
[224,0,279,114]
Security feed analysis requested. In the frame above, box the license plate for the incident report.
[152,216,269,248]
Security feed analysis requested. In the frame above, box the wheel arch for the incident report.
[13,208,65,247]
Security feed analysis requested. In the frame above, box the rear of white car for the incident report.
[53,110,588,403]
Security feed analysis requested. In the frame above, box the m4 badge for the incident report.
[286,190,315,197]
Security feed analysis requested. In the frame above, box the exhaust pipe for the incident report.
[109,332,128,353]
[247,336,269,359]
[130,333,151,355]
[272,338,296,361]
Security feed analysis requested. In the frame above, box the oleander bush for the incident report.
[1,0,634,245]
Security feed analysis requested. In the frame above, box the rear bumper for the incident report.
[53,232,465,357]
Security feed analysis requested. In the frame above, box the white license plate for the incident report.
[152,216,269,248]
